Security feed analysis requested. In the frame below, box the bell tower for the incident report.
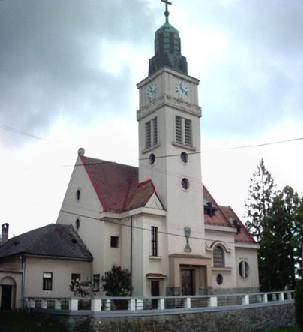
[137,1,205,256]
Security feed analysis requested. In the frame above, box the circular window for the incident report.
[149,153,156,165]
[181,152,188,163]
[181,178,189,190]
[239,261,249,279]
[216,274,223,285]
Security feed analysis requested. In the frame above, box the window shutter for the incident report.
[185,119,192,146]
[153,117,158,146]
[145,121,151,149]
[176,116,182,144]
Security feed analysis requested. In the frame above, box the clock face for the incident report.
[176,81,189,99]
[147,83,158,102]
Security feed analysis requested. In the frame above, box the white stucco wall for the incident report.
[24,257,92,298]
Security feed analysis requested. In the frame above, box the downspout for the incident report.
[21,255,26,309]
[130,216,133,296]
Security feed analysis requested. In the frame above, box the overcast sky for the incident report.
[0,0,302,237]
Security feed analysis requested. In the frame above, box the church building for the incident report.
[0,3,259,310]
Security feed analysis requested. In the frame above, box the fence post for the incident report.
[263,293,268,303]
[209,296,218,307]
[69,299,78,311]
[41,300,47,309]
[129,299,136,312]
[105,299,111,311]
[280,292,285,301]
[136,299,144,311]
[55,299,61,310]
[242,295,249,305]
[186,297,191,309]
[158,298,165,311]
[30,299,35,309]
[91,299,102,312]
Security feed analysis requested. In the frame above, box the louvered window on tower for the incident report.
[145,121,151,149]
[176,116,183,144]
[145,117,158,150]
[153,117,158,146]
[185,119,192,146]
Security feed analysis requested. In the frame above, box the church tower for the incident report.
[137,2,205,256]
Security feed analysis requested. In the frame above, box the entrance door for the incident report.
[151,281,160,309]
[1,285,12,310]
[181,269,194,296]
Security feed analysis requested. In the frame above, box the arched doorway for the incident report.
[0,277,16,311]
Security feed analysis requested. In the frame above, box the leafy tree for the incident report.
[101,265,132,296]
[260,186,301,291]
[246,159,275,243]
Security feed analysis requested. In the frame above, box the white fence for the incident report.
[25,290,294,314]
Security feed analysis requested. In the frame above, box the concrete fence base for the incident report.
[36,302,295,332]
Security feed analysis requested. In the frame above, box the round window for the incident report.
[181,178,189,190]
[181,152,188,163]
[149,153,156,165]
[216,274,223,285]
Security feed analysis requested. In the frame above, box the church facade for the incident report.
[0,6,259,309]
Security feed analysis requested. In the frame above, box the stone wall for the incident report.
[40,302,295,332]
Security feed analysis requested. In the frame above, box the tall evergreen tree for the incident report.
[260,186,301,291]
[246,158,275,242]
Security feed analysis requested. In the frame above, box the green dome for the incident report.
[149,22,188,76]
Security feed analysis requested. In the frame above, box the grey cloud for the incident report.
[186,0,303,137]
[0,0,154,145]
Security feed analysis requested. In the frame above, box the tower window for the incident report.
[185,119,192,146]
[176,116,183,144]
[181,178,189,190]
[76,189,81,201]
[145,121,151,149]
[213,246,225,268]
[149,153,156,165]
[145,117,158,150]
[151,226,158,257]
[175,116,192,147]
[216,274,224,285]
[181,152,188,163]
[110,236,119,248]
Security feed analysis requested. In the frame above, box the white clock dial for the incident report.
[147,83,158,102]
[176,81,189,99]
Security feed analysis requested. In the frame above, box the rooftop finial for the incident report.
[161,0,172,23]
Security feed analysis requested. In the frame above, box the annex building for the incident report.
[0,5,259,310]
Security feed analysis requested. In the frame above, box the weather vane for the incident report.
[161,0,172,23]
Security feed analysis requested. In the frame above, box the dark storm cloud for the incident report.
[0,0,154,145]
[187,0,303,137]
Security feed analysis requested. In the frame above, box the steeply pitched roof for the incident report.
[203,186,232,228]
[0,224,93,261]
[80,155,159,213]
[79,155,254,243]
[219,206,256,244]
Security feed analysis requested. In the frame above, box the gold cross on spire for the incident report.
[161,0,172,23]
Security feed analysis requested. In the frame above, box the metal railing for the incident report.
[25,290,294,314]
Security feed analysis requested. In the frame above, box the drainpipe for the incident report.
[130,216,133,296]
[21,255,26,309]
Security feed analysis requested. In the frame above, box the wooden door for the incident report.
[151,281,160,309]
[181,269,194,296]
[1,285,12,310]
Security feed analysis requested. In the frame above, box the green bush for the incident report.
[296,280,303,331]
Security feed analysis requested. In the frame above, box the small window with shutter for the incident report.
[145,121,151,149]
[176,116,183,144]
[152,117,158,146]
[185,119,192,146]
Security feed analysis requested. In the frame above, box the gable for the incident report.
[145,192,164,210]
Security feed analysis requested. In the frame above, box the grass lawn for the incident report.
[0,311,65,332]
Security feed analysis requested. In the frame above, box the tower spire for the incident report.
[161,0,172,23]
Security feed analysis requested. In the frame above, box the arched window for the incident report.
[76,218,80,230]
[213,245,224,268]
[239,261,249,279]
[76,189,81,201]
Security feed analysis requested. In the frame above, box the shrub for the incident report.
[101,265,132,296]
